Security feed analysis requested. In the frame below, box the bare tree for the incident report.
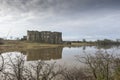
[5,54,26,80]
[113,58,120,80]
[76,50,115,80]
[0,55,5,72]
[62,67,92,80]
[2,51,120,80]
[0,54,65,80]
[24,61,64,80]
[0,55,6,80]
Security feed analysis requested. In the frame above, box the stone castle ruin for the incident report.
[27,31,62,44]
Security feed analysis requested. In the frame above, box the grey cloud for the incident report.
[1,0,120,15]
[0,0,120,40]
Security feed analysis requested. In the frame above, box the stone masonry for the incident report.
[27,31,62,44]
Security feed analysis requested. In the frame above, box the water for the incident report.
[1,45,120,68]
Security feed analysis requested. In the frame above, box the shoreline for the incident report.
[0,40,119,52]
[0,40,94,50]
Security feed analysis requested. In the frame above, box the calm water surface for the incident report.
[1,46,120,67]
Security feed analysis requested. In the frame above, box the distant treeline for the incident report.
[66,39,120,45]
[95,39,120,45]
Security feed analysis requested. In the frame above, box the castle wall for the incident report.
[27,31,62,44]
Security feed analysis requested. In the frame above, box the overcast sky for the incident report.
[0,0,120,40]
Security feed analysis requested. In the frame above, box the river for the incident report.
[1,45,120,68]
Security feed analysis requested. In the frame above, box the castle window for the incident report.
[47,36,49,38]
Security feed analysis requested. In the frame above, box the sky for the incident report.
[0,0,120,41]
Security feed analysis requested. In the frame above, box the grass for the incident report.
[0,40,96,52]
[0,40,62,50]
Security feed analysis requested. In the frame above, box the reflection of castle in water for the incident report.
[24,47,63,61]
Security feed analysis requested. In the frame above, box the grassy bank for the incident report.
[0,40,96,52]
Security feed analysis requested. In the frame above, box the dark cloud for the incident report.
[0,0,120,14]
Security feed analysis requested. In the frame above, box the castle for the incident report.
[27,31,62,44]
